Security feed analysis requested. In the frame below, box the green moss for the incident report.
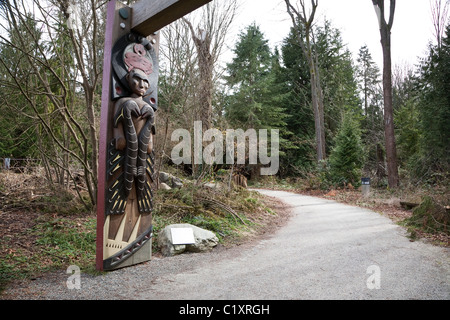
[402,196,449,235]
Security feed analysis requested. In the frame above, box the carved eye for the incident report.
[133,44,146,56]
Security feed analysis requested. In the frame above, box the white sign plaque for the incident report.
[171,228,195,245]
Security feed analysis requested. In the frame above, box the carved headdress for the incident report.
[111,33,159,109]
[124,43,153,75]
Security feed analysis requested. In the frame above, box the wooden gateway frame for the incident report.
[97,0,212,271]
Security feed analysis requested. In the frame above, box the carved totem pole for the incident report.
[103,33,158,270]
[97,0,212,271]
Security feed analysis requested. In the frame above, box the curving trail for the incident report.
[2,189,449,300]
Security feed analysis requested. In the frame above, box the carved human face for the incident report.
[128,69,149,97]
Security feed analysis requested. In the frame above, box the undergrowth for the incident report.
[0,170,276,292]
[401,196,449,240]
[3,168,446,293]
[152,180,275,247]
[0,214,98,292]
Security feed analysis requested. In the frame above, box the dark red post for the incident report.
[96,1,119,271]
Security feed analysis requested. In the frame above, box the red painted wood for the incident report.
[96,0,117,271]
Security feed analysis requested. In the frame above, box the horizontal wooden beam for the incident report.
[131,0,213,36]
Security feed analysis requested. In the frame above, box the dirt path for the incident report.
[2,190,449,300]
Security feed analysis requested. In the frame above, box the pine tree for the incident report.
[356,45,384,180]
[414,24,450,179]
[224,24,292,177]
[357,45,382,116]
[278,25,316,174]
[278,20,362,175]
[328,113,364,186]
[224,24,287,131]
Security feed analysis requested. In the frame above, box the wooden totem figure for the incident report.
[97,0,212,271]
[102,33,158,270]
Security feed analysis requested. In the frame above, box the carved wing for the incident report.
[137,150,155,213]
[105,139,127,215]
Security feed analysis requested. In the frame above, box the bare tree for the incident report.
[182,0,237,131]
[0,0,106,206]
[284,0,326,162]
[57,0,105,195]
[430,0,449,51]
[158,19,198,173]
[372,0,399,188]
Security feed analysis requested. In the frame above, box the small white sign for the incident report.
[171,228,195,245]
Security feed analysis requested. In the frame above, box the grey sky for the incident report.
[228,0,440,69]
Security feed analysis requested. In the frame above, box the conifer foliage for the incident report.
[328,113,364,186]
[224,24,286,130]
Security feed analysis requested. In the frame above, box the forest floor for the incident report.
[1,168,449,293]
[0,169,290,291]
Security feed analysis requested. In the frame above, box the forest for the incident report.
[0,0,449,284]
[1,0,448,196]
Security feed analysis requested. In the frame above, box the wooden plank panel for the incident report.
[97,0,131,271]
[131,0,212,35]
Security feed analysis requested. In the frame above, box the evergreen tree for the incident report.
[328,112,364,186]
[224,24,291,177]
[314,20,361,144]
[278,19,362,175]
[414,24,450,179]
[278,25,316,174]
[0,14,43,159]
[356,45,384,179]
[357,45,381,117]
[224,23,290,143]
[395,97,420,167]
[391,67,421,179]
[225,23,276,129]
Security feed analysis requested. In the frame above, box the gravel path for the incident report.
[2,189,449,300]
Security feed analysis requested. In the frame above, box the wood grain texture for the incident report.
[131,0,212,35]
[97,1,131,270]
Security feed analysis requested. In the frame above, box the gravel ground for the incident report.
[2,189,449,300]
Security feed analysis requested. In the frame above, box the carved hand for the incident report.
[125,100,141,118]
[140,104,154,119]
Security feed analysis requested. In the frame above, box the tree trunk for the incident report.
[381,32,399,187]
[310,65,326,161]
[86,89,98,203]
[197,49,213,131]
[183,18,213,132]
[375,143,386,183]
[373,0,399,188]
[285,0,326,162]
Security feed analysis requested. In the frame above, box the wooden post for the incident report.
[97,0,127,271]
[97,0,212,271]
[131,0,212,35]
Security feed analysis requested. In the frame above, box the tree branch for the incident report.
[387,0,395,30]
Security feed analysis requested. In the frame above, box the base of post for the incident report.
[104,238,152,271]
